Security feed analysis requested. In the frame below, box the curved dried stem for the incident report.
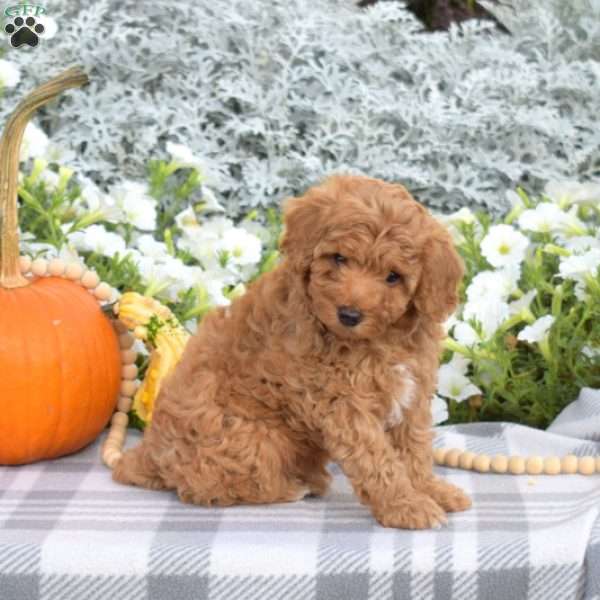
[0,66,89,289]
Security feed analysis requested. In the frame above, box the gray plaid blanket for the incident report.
[1,388,600,600]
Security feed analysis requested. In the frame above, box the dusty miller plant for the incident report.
[2,0,599,215]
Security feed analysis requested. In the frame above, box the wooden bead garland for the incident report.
[18,255,136,469]
[434,447,600,475]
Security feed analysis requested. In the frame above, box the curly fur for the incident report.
[113,175,472,529]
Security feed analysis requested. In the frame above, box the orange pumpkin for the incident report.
[0,68,121,465]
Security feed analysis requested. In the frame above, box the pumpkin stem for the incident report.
[0,66,89,289]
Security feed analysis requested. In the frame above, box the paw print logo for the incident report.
[5,16,44,48]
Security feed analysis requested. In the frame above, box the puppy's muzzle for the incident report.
[337,306,363,327]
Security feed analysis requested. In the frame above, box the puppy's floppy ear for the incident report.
[413,223,464,323]
[279,192,330,274]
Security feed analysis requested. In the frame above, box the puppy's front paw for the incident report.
[374,493,447,530]
[417,477,471,513]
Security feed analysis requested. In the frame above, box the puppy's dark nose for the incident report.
[337,306,363,327]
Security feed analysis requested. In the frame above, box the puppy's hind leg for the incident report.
[112,443,167,491]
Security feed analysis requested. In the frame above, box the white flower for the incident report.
[466,269,520,304]
[166,142,207,173]
[437,364,481,402]
[545,181,600,207]
[67,224,127,258]
[480,224,529,268]
[559,249,600,281]
[518,203,567,234]
[217,228,262,267]
[582,346,600,360]
[76,176,123,223]
[508,289,537,316]
[199,187,225,213]
[517,315,555,344]
[453,321,480,347]
[111,181,157,230]
[559,236,600,254]
[463,300,510,340]
[135,234,170,259]
[447,353,470,375]
[20,123,49,162]
[175,206,200,230]
[431,395,448,425]
[0,59,20,88]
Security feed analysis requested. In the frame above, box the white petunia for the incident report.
[463,300,510,340]
[67,224,127,258]
[517,315,555,344]
[111,181,157,230]
[518,203,567,234]
[199,187,225,213]
[447,353,471,375]
[77,177,123,223]
[582,346,600,360]
[20,122,49,162]
[508,289,537,316]
[545,181,600,207]
[559,235,600,254]
[0,59,20,88]
[437,364,482,402]
[135,234,170,259]
[466,268,520,304]
[480,224,529,268]
[559,249,600,281]
[216,227,262,267]
[175,205,200,230]
[453,321,480,347]
[431,395,449,425]
[166,142,207,173]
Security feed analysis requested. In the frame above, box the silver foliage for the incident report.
[3,0,600,214]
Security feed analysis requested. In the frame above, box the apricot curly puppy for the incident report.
[113,174,471,529]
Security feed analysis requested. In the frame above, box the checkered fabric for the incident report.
[1,388,600,600]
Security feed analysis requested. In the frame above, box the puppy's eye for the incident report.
[386,271,402,285]
[333,253,346,266]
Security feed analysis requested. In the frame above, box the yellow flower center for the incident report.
[498,243,511,255]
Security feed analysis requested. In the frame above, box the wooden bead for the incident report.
[119,334,135,349]
[459,451,475,470]
[65,262,84,280]
[117,396,133,412]
[433,448,446,465]
[491,454,508,474]
[94,282,112,301]
[81,270,100,289]
[19,255,31,273]
[508,456,526,475]
[473,454,491,473]
[121,349,137,364]
[107,432,125,445]
[578,456,596,475]
[120,380,137,397]
[444,448,462,468]
[31,258,48,276]
[48,258,66,276]
[526,456,544,475]
[113,320,128,335]
[111,411,129,428]
[103,450,122,469]
[121,364,138,380]
[543,457,561,475]
[562,455,578,474]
